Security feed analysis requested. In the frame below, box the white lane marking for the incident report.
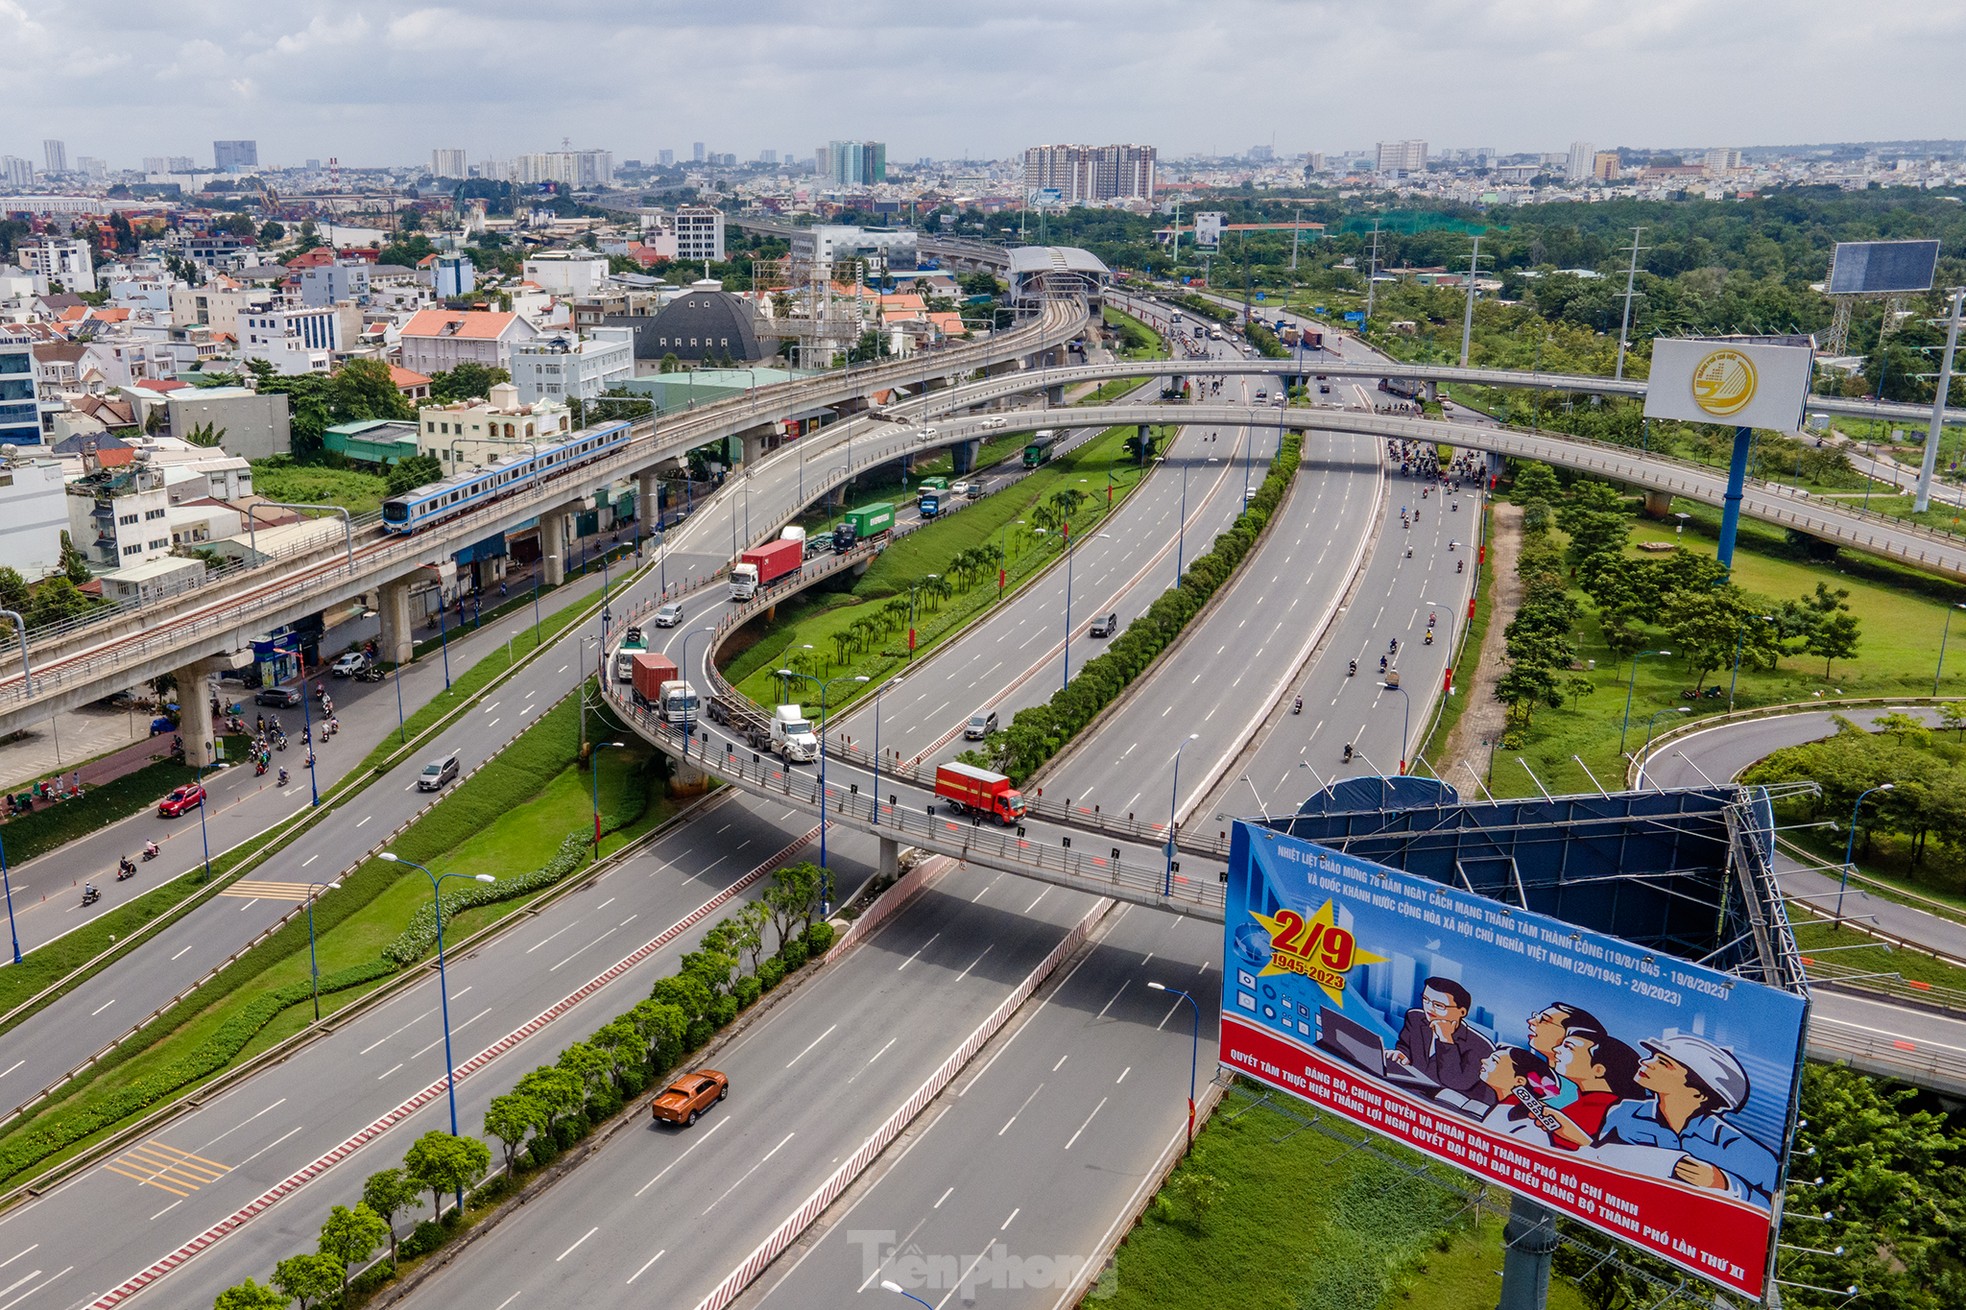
[634,1118,727,1197]
[626,1249,667,1284]
[234,1124,303,1170]
[848,1036,899,1083]
[550,927,618,972]
[0,1247,33,1271]
[171,944,194,960]
[701,1131,797,1215]
[148,1200,182,1222]
[997,1083,1044,1137]
[954,944,993,983]
[378,1063,403,1079]
[302,854,318,868]
[934,1186,953,1209]
[785,1023,839,1069]
[524,921,581,955]
[200,1097,288,1151]
[1065,1097,1108,1150]
[356,815,371,828]
[1001,1208,1020,1231]
[896,931,941,971]
[556,1226,599,1262]
[414,1006,491,1058]
[90,999,115,1017]
[1116,1066,1131,1084]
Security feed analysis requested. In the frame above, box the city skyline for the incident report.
[3,0,1959,167]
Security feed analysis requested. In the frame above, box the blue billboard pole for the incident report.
[1717,425,1752,573]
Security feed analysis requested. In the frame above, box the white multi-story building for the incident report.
[431,147,468,179]
[510,149,613,188]
[42,140,66,174]
[1022,143,1156,203]
[417,382,572,472]
[0,452,68,579]
[1566,140,1596,182]
[0,326,40,448]
[521,252,610,297]
[1,156,34,188]
[432,253,476,300]
[510,329,635,405]
[397,308,538,376]
[238,304,339,374]
[18,238,97,294]
[1375,140,1428,174]
[69,466,173,570]
[675,208,725,262]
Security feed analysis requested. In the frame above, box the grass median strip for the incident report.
[0,689,671,1190]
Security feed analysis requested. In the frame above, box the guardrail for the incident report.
[1808,1021,1966,1095]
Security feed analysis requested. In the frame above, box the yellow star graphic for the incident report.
[1249,900,1387,1004]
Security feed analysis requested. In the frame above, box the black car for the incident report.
[255,686,304,707]
[1089,612,1119,638]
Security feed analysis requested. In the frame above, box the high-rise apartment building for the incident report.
[431,148,468,179]
[1,157,33,188]
[1022,144,1157,203]
[214,139,259,171]
[18,237,97,293]
[141,156,167,174]
[1566,140,1595,182]
[692,142,706,162]
[0,326,41,449]
[42,140,66,174]
[658,149,675,167]
[823,141,888,187]
[1593,151,1620,182]
[1374,140,1427,174]
[168,155,195,173]
[511,149,613,188]
[1704,148,1743,172]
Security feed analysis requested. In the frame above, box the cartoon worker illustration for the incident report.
[1388,976,1494,1099]
[1524,1002,1611,1110]
[1475,1046,1563,1143]
[1544,1027,1643,1151]
[1594,1032,1779,1206]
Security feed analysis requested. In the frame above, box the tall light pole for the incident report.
[777,668,865,914]
[1458,234,1481,369]
[1614,226,1646,381]
[1062,522,1077,692]
[677,626,716,745]
[0,832,20,964]
[590,740,626,860]
[299,664,319,808]
[1639,707,1693,777]
[880,1281,934,1310]
[377,854,495,1147]
[1163,733,1200,897]
[304,879,341,1020]
[1147,981,1202,1152]
[1837,784,1895,921]
[1617,649,1673,754]
[1380,680,1412,774]
[1935,602,1966,696]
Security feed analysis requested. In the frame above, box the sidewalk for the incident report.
[0,702,162,797]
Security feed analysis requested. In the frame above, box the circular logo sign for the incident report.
[1690,348,1758,417]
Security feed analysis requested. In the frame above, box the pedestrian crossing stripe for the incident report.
[218,880,319,900]
[102,1138,233,1196]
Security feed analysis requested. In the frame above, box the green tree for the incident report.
[361,1166,423,1263]
[28,576,93,627]
[272,1252,340,1309]
[59,530,91,584]
[1558,481,1631,574]
[1512,461,1561,502]
[317,1202,390,1295]
[428,361,511,404]
[184,421,227,448]
[402,1131,490,1217]
[213,1278,290,1310]
[764,861,822,949]
[386,453,443,495]
[556,1040,612,1107]
[484,1090,547,1171]
[1941,702,1966,738]
[513,1065,583,1137]
[0,565,27,612]
[332,357,415,422]
[1808,611,1862,676]
[257,220,285,243]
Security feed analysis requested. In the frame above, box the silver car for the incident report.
[653,603,684,628]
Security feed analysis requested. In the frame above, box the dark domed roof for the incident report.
[642,289,764,363]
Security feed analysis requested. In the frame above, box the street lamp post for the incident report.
[1728,615,1778,712]
[1147,981,1202,1151]
[436,595,452,690]
[871,676,900,827]
[195,755,214,880]
[590,740,626,859]
[1380,681,1412,774]
[678,626,717,745]
[304,879,341,1020]
[0,832,20,964]
[1934,603,1966,696]
[1164,733,1200,897]
[1617,649,1673,755]
[1837,784,1895,921]
[1639,707,1693,774]
[776,668,865,915]
[379,854,496,1149]
[880,1281,934,1310]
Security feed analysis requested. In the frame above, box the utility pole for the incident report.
[1364,220,1382,325]
[1614,226,1647,380]
[1458,234,1482,368]
[1170,197,1182,272]
[1290,205,1302,272]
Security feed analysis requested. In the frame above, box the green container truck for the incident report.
[833,502,896,552]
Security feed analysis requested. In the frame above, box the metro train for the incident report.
[380,421,636,535]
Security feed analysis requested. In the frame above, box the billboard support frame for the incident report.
[1915,288,1966,513]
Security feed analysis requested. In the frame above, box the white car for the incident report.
[653,603,684,628]
[950,481,975,498]
[330,651,370,677]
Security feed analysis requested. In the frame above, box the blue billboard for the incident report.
[1343,310,1366,323]
[1220,820,1806,1299]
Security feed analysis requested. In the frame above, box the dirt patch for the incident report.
[1436,502,1522,789]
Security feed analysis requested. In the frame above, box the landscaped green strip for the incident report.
[0,691,670,1189]
[723,423,1168,717]
[0,734,247,865]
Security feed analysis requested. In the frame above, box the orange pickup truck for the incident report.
[650,1069,728,1127]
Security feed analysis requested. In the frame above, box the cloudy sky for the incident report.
[6,0,1962,168]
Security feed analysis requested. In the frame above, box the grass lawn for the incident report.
[722,425,1163,716]
[248,458,392,517]
[0,693,671,1188]
[1494,514,1966,799]
[1102,1083,1588,1310]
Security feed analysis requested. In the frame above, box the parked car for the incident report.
[653,603,684,629]
[330,651,371,678]
[255,686,303,708]
[158,783,206,818]
[1089,612,1120,638]
[650,1069,728,1126]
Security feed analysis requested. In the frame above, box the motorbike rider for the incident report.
[277,767,290,786]
[1294,696,1304,714]
[144,839,159,859]
[118,855,136,876]
[83,883,98,902]
[1349,660,1357,676]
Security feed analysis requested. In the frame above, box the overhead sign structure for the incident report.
[1194,211,1226,247]
[1219,822,1807,1300]
[1643,338,1814,432]
[1826,239,1939,296]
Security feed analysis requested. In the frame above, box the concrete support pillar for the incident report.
[669,754,712,797]
[540,508,570,586]
[637,468,658,531]
[878,836,900,881]
[1424,380,1439,404]
[1496,1196,1558,1310]
[951,438,980,475]
[1640,488,1674,519]
[378,577,414,666]
[177,658,219,766]
[740,429,770,468]
[1045,384,1065,406]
